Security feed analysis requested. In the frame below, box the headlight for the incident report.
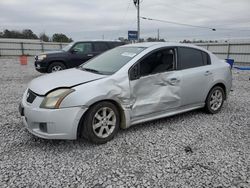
[40,89,75,109]
[37,54,47,61]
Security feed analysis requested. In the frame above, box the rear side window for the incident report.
[202,51,211,65]
[178,47,205,70]
[93,42,109,52]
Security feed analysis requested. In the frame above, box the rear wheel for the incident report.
[205,86,225,114]
[81,101,120,144]
[48,62,66,73]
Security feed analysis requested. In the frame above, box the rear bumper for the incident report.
[19,101,88,140]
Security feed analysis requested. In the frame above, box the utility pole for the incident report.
[157,29,160,41]
[137,0,140,42]
[133,0,140,42]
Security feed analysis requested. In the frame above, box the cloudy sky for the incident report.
[0,0,250,41]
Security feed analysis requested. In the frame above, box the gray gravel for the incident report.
[0,57,249,188]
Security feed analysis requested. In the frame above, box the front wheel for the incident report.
[48,62,66,73]
[81,101,120,144]
[205,86,225,114]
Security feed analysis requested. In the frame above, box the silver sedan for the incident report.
[19,42,232,144]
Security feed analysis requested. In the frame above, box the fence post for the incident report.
[59,43,63,49]
[20,42,24,55]
[41,42,44,52]
[227,43,231,59]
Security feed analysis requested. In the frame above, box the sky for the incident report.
[0,0,250,41]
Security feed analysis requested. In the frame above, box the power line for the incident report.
[141,16,216,31]
[141,16,250,32]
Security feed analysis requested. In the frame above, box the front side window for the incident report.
[72,43,92,54]
[62,42,74,51]
[177,47,205,70]
[139,48,175,77]
[80,47,145,75]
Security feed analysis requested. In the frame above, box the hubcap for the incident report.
[51,65,62,72]
[92,107,116,138]
[210,89,223,111]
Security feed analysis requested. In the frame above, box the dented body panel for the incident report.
[129,71,181,118]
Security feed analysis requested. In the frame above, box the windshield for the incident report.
[62,42,74,51]
[80,47,145,75]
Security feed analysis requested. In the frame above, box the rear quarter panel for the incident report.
[209,54,232,98]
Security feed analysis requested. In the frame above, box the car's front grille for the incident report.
[26,89,37,104]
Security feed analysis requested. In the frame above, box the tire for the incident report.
[205,86,225,114]
[48,62,66,73]
[81,101,120,144]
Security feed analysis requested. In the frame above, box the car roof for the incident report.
[122,42,210,53]
[75,40,123,43]
[124,42,165,48]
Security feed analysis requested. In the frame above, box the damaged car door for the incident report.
[129,48,181,119]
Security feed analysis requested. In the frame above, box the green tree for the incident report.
[2,29,21,38]
[39,32,50,42]
[22,29,38,39]
[0,29,38,39]
[146,37,165,42]
[52,33,73,43]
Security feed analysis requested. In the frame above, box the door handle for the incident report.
[87,54,94,57]
[204,71,212,76]
[167,78,180,85]
[154,82,167,86]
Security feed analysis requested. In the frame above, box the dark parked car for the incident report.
[34,41,125,73]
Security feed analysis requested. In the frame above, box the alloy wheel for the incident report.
[92,107,116,138]
[51,65,63,72]
[210,89,223,111]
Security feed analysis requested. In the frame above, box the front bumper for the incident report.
[19,93,88,140]
[34,60,47,73]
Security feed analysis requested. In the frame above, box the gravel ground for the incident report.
[0,57,249,188]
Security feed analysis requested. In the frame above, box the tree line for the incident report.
[180,39,219,43]
[118,37,165,43]
[0,29,220,44]
[0,29,73,43]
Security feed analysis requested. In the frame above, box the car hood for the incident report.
[43,50,63,55]
[28,68,107,95]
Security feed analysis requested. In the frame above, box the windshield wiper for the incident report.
[81,67,102,74]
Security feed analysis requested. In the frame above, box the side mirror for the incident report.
[129,64,140,80]
[70,49,78,54]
